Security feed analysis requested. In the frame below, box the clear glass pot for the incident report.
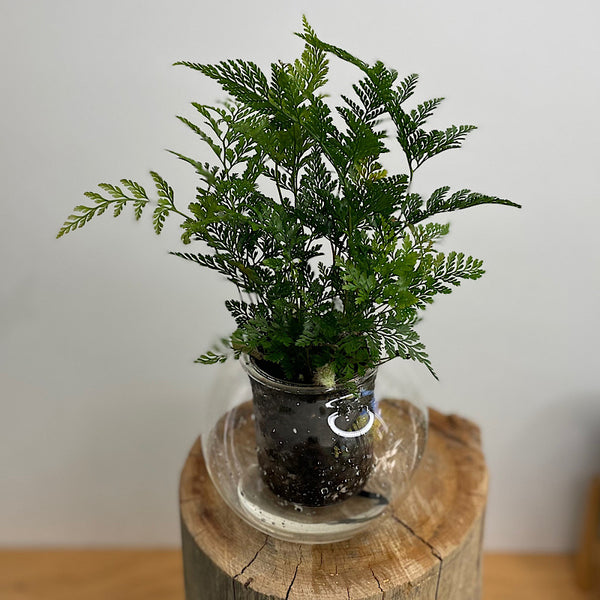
[246,357,378,507]
[202,355,428,544]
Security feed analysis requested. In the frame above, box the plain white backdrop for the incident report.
[1,0,598,551]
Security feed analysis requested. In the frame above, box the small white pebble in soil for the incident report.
[292,428,298,434]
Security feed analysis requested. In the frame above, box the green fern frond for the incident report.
[56,184,151,238]
[195,350,228,364]
[396,73,419,103]
[59,17,520,382]
[175,59,271,111]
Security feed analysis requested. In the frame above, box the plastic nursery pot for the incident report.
[201,356,428,544]
[243,355,377,507]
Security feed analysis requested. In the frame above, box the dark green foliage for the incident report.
[58,17,520,384]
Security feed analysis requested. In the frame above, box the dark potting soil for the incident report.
[249,373,376,507]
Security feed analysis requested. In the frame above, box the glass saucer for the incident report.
[202,396,427,544]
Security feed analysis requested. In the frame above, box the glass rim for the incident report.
[240,353,377,394]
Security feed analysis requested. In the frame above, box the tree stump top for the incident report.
[180,407,488,599]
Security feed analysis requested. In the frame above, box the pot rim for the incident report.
[240,353,377,394]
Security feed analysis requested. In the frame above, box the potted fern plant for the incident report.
[59,19,519,512]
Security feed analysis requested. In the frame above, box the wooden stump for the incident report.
[179,407,488,600]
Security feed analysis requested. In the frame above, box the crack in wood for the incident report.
[392,515,444,599]
[285,559,301,600]
[433,560,443,600]
[370,567,384,596]
[391,515,443,561]
[233,535,269,580]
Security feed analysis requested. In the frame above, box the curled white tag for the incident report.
[327,409,375,438]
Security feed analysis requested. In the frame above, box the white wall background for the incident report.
[1,0,598,551]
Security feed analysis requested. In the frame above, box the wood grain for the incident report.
[483,554,596,600]
[0,549,183,600]
[180,405,488,599]
[0,551,594,600]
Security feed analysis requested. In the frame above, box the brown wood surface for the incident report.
[0,551,594,600]
[576,476,600,591]
[179,406,488,599]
